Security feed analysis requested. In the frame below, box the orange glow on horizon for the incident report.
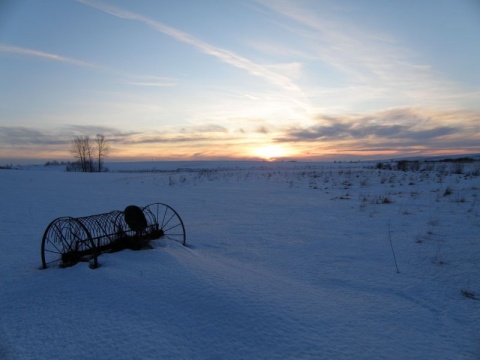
[1,139,479,164]
[251,144,295,161]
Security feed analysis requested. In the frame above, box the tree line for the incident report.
[69,134,109,172]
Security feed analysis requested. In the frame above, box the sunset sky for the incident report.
[1,0,479,163]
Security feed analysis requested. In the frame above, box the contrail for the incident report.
[77,0,300,93]
[0,44,100,69]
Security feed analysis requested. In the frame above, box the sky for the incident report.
[1,0,479,163]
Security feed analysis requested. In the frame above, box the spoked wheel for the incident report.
[143,203,186,246]
[41,217,97,269]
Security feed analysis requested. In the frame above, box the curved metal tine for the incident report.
[68,227,86,251]
[91,216,111,245]
[51,223,72,251]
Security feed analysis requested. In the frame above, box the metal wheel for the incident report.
[143,203,186,246]
[41,217,97,269]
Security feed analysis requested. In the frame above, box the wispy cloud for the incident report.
[120,75,177,87]
[0,125,138,147]
[179,124,228,134]
[276,108,480,153]
[122,80,176,87]
[77,0,301,93]
[0,126,67,146]
[255,0,473,109]
[0,44,100,69]
[1,107,479,160]
[0,124,234,148]
[260,1,412,74]
[256,0,405,80]
[282,121,457,142]
[65,125,134,137]
[0,44,177,89]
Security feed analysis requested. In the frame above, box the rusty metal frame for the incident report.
[41,203,186,269]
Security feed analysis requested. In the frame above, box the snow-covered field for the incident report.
[1,160,479,359]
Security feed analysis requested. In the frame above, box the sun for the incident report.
[253,144,290,161]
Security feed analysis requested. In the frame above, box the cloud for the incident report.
[257,126,269,134]
[0,44,177,89]
[1,108,478,161]
[122,135,232,145]
[0,125,138,147]
[179,124,228,134]
[255,0,406,81]
[0,126,68,145]
[255,0,473,109]
[120,75,177,87]
[122,81,176,87]
[0,123,237,152]
[77,0,300,93]
[286,122,457,142]
[276,108,480,146]
[65,125,137,137]
[0,44,100,69]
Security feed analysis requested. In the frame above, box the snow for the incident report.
[1,161,479,359]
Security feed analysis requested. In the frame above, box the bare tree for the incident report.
[94,134,109,172]
[71,135,93,172]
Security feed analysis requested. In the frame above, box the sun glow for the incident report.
[253,144,292,161]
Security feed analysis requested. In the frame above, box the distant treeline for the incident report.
[44,160,71,166]
[43,160,109,172]
[436,157,477,163]
[375,157,479,175]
